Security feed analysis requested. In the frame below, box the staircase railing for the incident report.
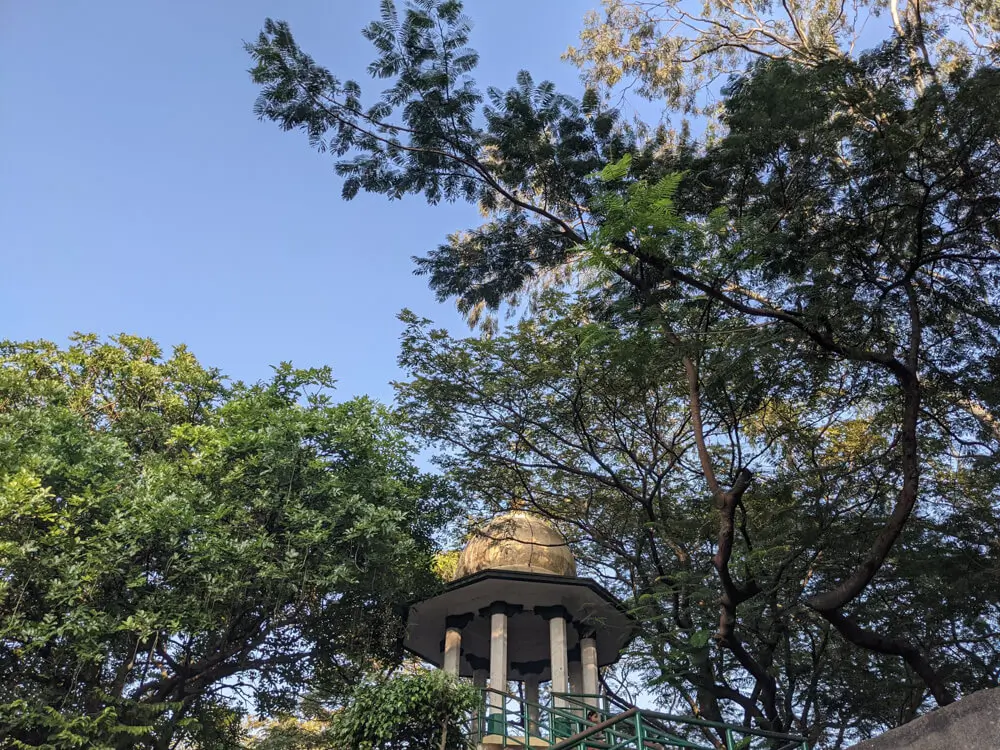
[471,688,810,750]
[556,692,810,750]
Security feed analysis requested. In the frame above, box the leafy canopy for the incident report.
[0,334,454,749]
[567,0,1000,110]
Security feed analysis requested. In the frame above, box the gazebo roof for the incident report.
[403,569,636,682]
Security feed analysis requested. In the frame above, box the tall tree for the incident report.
[248,0,1000,743]
[396,295,1000,744]
[567,0,1000,111]
[0,335,453,749]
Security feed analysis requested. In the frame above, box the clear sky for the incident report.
[1,0,597,403]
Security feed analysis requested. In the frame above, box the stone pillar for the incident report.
[489,606,508,721]
[569,660,583,694]
[549,615,569,706]
[470,660,488,741]
[480,602,521,735]
[581,630,599,709]
[536,606,570,709]
[524,674,540,736]
[442,613,473,677]
[443,627,462,676]
[472,667,489,688]
[568,655,584,723]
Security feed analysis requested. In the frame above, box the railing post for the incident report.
[522,698,529,743]
[481,688,490,744]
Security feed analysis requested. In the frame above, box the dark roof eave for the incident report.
[409,568,638,627]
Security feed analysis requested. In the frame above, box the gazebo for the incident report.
[403,511,635,744]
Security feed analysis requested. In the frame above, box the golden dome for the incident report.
[455,511,576,579]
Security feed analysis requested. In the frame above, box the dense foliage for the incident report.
[327,670,477,750]
[244,671,476,750]
[249,0,1000,744]
[0,335,452,749]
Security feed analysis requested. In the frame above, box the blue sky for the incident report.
[1,0,597,403]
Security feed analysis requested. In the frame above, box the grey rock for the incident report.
[848,688,1000,750]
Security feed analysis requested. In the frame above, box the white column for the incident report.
[569,661,583,695]
[568,660,584,721]
[548,613,569,708]
[472,668,488,740]
[489,608,509,719]
[443,613,473,678]
[581,633,599,708]
[443,626,462,676]
[524,675,540,736]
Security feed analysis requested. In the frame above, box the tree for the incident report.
[0,335,454,749]
[396,295,1000,743]
[248,0,1000,743]
[567,0,1000,111]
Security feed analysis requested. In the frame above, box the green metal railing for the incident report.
[471,688,810,750]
